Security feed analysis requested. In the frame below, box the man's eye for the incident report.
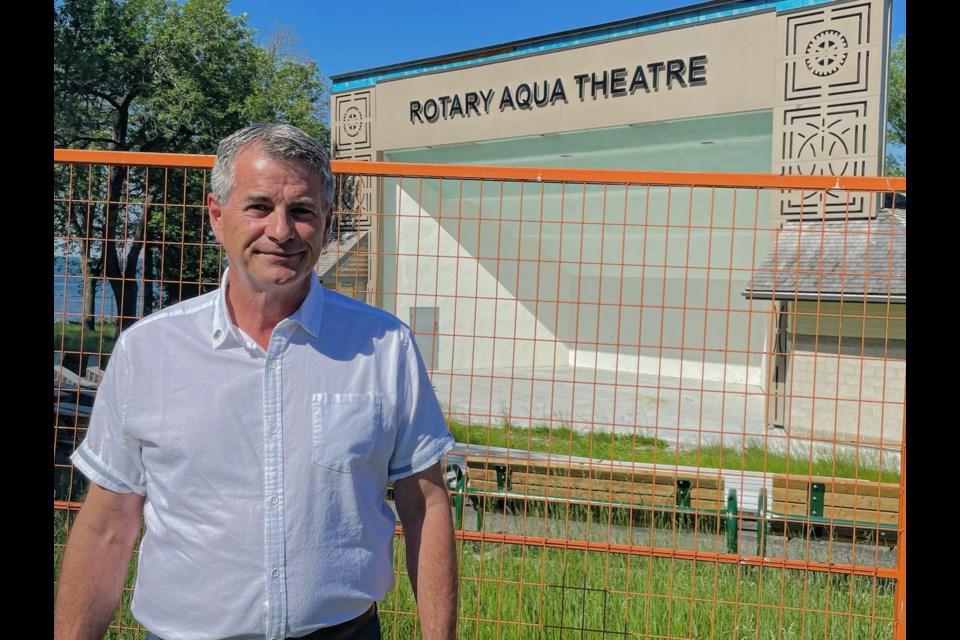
[291,208,317,218]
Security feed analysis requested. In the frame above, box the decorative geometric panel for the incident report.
[780,101,869,171]
[350,153,375,229]
[771,0,885,224]
[782,2,874,101]
[774,100,871,218]
[330,151,374,230]
[773,174,870,219]
[331,89,376,230]
[333,91,373,153]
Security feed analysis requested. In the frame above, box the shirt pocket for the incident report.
[311,393,383,473]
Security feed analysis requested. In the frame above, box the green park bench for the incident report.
[445,455,740,553]
[756,474,900,554]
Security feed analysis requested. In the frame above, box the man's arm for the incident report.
[54,483,145,640]
[393,461,458,640]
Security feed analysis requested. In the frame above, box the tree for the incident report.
[54,0,330,333]
[884,34,905,177]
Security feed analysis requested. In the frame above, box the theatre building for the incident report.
[327,0,902,447]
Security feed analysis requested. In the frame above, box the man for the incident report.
[54,123,459,640]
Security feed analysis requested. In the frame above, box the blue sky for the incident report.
[227,0,906,78]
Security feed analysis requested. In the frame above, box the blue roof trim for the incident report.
[332,0,827,93]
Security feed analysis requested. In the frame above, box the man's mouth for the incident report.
[257,250,302,258]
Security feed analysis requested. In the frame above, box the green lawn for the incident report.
[448,421,900,483]
[54,321,118,355]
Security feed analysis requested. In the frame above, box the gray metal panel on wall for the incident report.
[411,307,439,371]
[771,0,890,223]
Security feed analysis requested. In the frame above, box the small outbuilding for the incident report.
[743,207,905,447]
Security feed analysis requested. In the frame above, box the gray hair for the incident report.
[210,123,335,209]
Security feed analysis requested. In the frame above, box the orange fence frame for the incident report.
[54,149,906,639]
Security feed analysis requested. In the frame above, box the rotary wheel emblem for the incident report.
[805,30,848,77]
[342,106,363,138]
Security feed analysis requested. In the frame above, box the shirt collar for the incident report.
[287,273,325,339]
[211,267,325,349]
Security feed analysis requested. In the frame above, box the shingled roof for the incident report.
[743,209,906,303]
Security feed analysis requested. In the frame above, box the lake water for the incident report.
[54,254,132,322]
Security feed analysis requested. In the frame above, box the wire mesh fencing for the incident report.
[54,150,906,639]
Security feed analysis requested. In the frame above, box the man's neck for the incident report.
[224,278,309,351]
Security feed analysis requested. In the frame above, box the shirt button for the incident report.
[271,496,279,505]
[270,426,278,434]
[272,569,280,578]
[213,329,222,339]
[268,361,277,369]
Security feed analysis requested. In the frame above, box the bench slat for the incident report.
[772,502,899,526]
[466,457,723,488]
[772,487,899,513]
[469,468,721,499]
[772,476,900,499]
[469,478,725,511]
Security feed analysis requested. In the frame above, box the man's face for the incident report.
[208,145,332,298]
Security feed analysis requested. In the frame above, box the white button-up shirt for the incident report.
[72,270,454,640]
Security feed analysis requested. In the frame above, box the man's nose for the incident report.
[267,208,296,243]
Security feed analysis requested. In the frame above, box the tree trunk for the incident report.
[79,241,99,332]
[103,165,143,337]
[142,239,156,315]
[139,199,156,315]
[71,202,103,331]
[75,212,104,332]
[120,210,148,325]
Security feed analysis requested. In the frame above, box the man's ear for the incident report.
[208,192,224,244]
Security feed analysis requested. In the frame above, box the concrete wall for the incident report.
[381,176,776,389]
[380,178,569,372]
[785,301,905,445]
[335,0,895,395]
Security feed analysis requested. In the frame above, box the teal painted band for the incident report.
[332,0,826,92]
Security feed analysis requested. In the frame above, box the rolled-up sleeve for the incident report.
[71,342,146,495]
[387,329,454,482]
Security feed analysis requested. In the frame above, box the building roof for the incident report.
[743,209,906,303]
[331,0,834,92]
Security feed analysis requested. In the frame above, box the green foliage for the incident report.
[54,0,328,153]
[886,35,906,147]
[884,35,905,176]
[54,0,331,322]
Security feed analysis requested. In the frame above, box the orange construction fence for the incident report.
[54,149,906,639]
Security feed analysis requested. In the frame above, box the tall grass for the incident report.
[54,507,895,640]
[54,509,145,639]
[380,538,895,639]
